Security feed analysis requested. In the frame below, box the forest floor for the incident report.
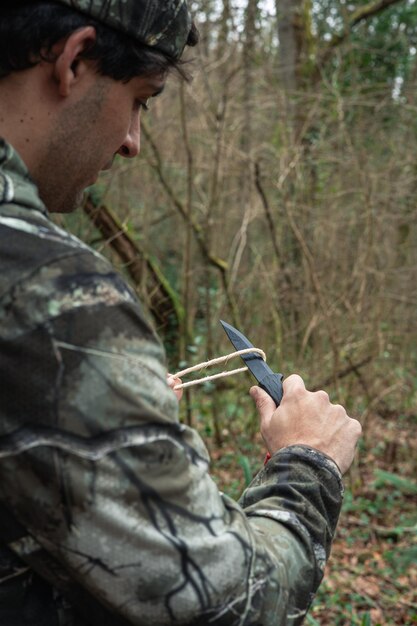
[204,410,417,625]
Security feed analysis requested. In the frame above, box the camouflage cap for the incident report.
[53,0,193,60]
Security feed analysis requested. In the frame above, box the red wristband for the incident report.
[264,452,271,465]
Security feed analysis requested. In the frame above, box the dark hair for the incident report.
[0,1,196,81]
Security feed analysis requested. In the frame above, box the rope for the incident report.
[173,348,266,390]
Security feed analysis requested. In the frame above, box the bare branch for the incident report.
[142,122,242,329]
[142,122,227,274]
[351,0,406,27]
[310,355,373,391]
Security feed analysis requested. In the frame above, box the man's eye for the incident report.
[137,99,149,112]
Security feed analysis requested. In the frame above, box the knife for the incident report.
[220,320,284,406]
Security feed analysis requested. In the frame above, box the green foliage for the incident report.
[238,455,253,487]
[309,582,378,625]
[314,0,417,88]
[373,469,417,495]
[384,544,417,572]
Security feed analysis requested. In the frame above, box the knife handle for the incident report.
[259,373,284,407]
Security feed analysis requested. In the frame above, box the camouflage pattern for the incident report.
[52,0,193,60]
[0,137,344,625]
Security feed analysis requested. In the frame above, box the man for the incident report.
[0,1,362,625]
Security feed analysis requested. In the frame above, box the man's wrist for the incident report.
[264,444,343,484]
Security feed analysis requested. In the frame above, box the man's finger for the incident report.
[282,374,306,395]
[167,375,176,389]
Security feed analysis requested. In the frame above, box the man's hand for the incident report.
[167,374,183,401]
[250,374,362,474]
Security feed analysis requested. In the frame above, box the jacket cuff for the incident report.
[240,444,344,580]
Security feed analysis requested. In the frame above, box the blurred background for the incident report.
[61,1,417,622]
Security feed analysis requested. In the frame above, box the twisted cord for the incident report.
[173,348,266,390]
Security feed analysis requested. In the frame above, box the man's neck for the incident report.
[0,68,54,174]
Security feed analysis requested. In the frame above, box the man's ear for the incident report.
[53,26,97,97]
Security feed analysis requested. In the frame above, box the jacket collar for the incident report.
[0,138,48,217]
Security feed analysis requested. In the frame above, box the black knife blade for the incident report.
[220,320,284,406]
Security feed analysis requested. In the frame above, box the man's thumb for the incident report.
[250,386,276,418]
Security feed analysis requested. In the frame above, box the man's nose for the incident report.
[118,115,141,159]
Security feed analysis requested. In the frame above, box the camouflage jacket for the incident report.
[0,139,344,626]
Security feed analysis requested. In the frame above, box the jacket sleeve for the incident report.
[0,249,343,626]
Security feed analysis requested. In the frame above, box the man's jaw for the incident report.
[83,155,116,189]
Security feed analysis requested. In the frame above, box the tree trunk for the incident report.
[276,0,302,93]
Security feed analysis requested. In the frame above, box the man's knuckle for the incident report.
[283,374,305,394]
[287,373,303,385]
[292,386,304,398]
[316,389,329,402]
